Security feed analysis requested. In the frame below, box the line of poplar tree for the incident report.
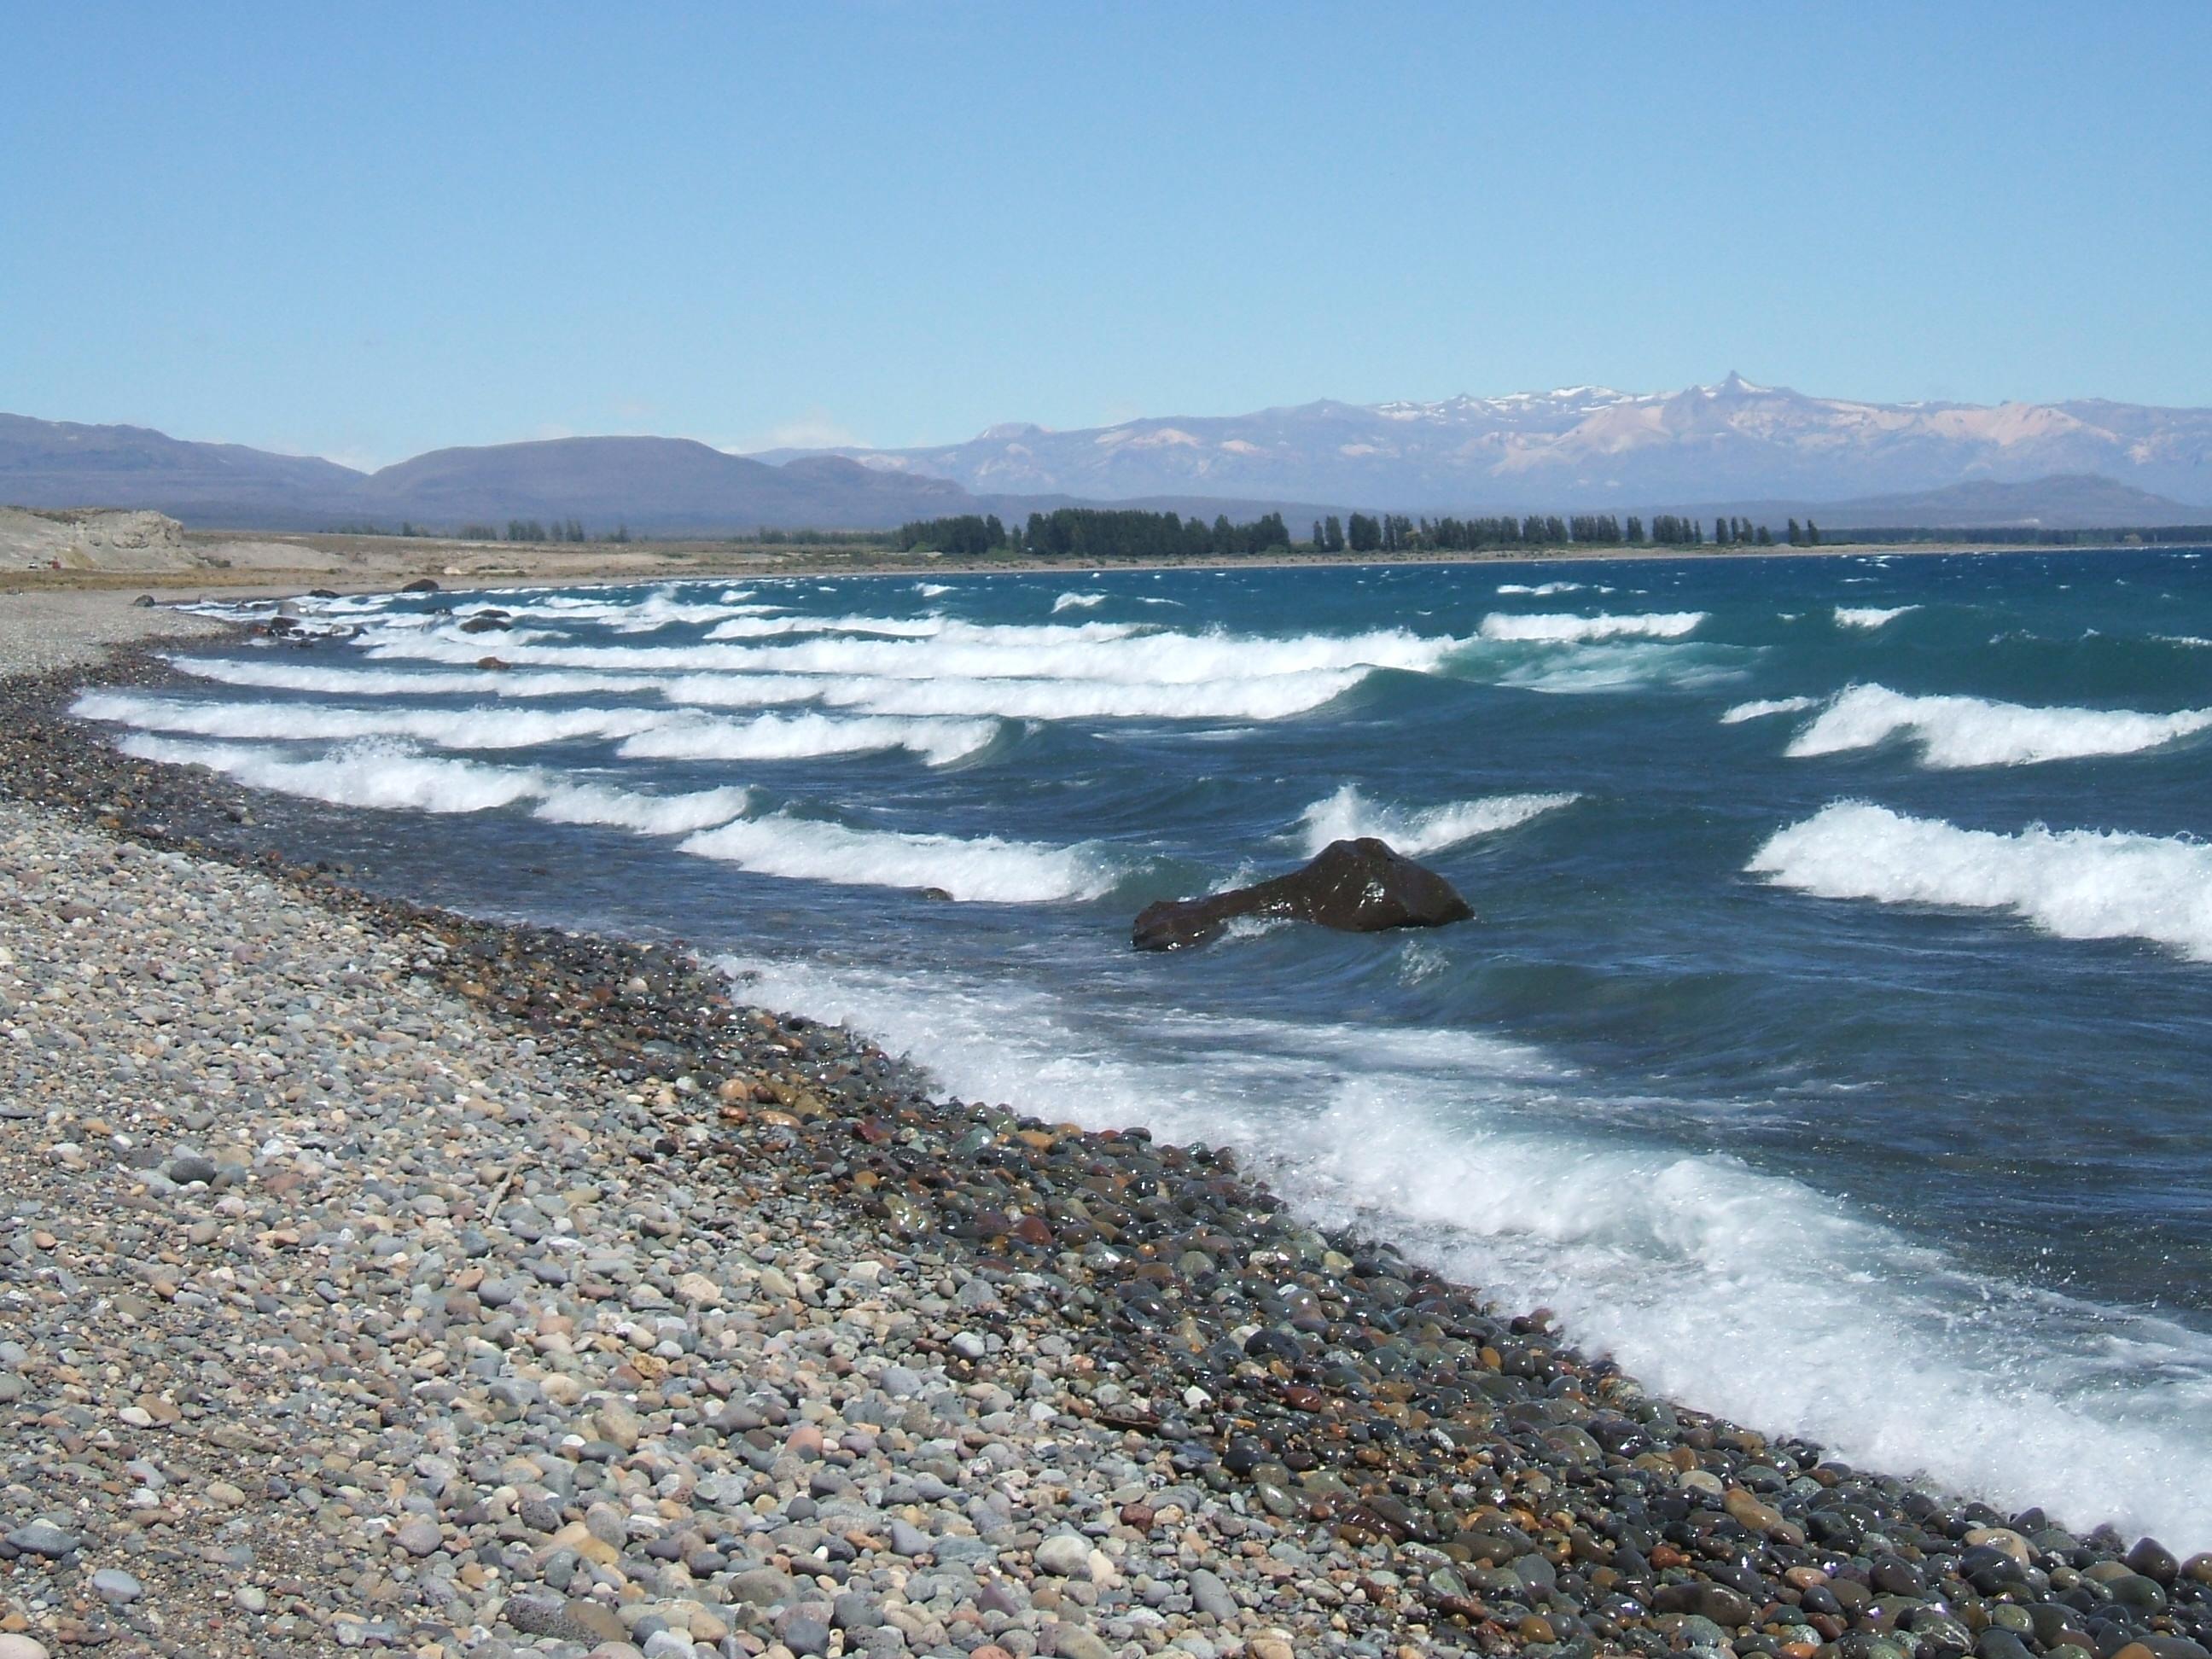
[899,509,1293,561]
[899,506,1825,559]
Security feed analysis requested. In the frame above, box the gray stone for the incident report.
[1034,1534,1093,1577]
[728,1567,797,1608]
[90,1568,143,1603]
[5,1520,78,1558]
[1187,1567,1239,1621]
[880,1365,925,1398]
[778,1613,832,1656]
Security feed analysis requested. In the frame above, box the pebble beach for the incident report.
[6,592,2212,1659]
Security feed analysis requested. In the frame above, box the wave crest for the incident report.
[1787,684,2212,768]
[1295,784,1579,858]
[1749,801,2212,960]
[1479,611,1706,643]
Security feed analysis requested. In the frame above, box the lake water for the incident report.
[87,547,2212,1545]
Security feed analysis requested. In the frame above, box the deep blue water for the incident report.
[87,548,2212,1544]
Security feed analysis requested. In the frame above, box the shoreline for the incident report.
[3,608,2209,1659]
[1,531,2168,607]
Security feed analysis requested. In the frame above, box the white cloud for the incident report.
[724,409,867,455]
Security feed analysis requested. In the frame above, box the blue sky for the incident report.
[4,3,2208,467]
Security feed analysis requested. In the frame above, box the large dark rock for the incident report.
[1132,837,1472,952]
[401,577,439,593]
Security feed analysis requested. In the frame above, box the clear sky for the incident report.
[4,3,2209,467]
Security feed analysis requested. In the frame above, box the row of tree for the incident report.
[895,513,1010,556]
[1299,513,1821,551]
[898,509,1295,561]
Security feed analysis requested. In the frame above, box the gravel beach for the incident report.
[7,606,2212,1659]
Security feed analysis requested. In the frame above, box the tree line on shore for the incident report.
[897,509,1294,560]
[897,509,1824,559]
[323,508,1862,554]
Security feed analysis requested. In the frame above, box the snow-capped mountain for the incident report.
[759,375,2212,508]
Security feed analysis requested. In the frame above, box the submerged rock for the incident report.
[1132,835,1472,952]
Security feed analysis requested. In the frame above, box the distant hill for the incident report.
[1815,474,2209,531]
[0,419,986,533]
[762,375,2212,510]
[353,437,976,533]
[7,384,2212,536]
[0,413,367,528]
[0,414,1356,534]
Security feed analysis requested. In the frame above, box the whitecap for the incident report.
[1786,684,2212,768]
[115,734,546,814]
[1294,783,1578,858]
[76,690,678,751]
[1478,611,1705,643]
[1720,696,1820,724]
[680,814,1121,903]
[1834,604,1919,630]
[617,712,999,767]
[1749,801,2212,960]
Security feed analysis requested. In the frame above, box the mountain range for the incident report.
[3,375,2209,535]
[765,375,2212,510]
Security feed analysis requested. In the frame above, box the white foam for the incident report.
[360,619,1457,687]
[617,712,998,766]
[914,582,952,597]
[1051,591,1107,613]
[115,734,546,813]
[1835,604,1919,630]
[75,690,678,751]
[1749,801,2212,960]
[1295,784,1579,858]
[680,815,1121,903]
[1497,641,1752,696]
[1496,580,1606,596]
[1478,611,1706,643]
[533,782,752,835]
[1720,696,1820,724]
[722,952,2212,1548]
[170,657,639,700]
[116,731,755,835]
[166,651,1369,725]
[823,670,1364,723]
[703,614,942,641]
[1787,684,2212,768]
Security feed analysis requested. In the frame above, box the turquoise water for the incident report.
[90,548,2212,1544]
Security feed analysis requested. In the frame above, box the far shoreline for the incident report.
[2,526,2187,606]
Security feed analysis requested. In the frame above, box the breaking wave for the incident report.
[111,733,754,834]
[1787,684,2212,769]
[1835,604,1919,630]
[1720,696,1821,724]
[1749,802,2212,960]
[1295,784,1580,858]
[1478,611,1706,643]
[679,814,1126,903]
[616,711,1000,766]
